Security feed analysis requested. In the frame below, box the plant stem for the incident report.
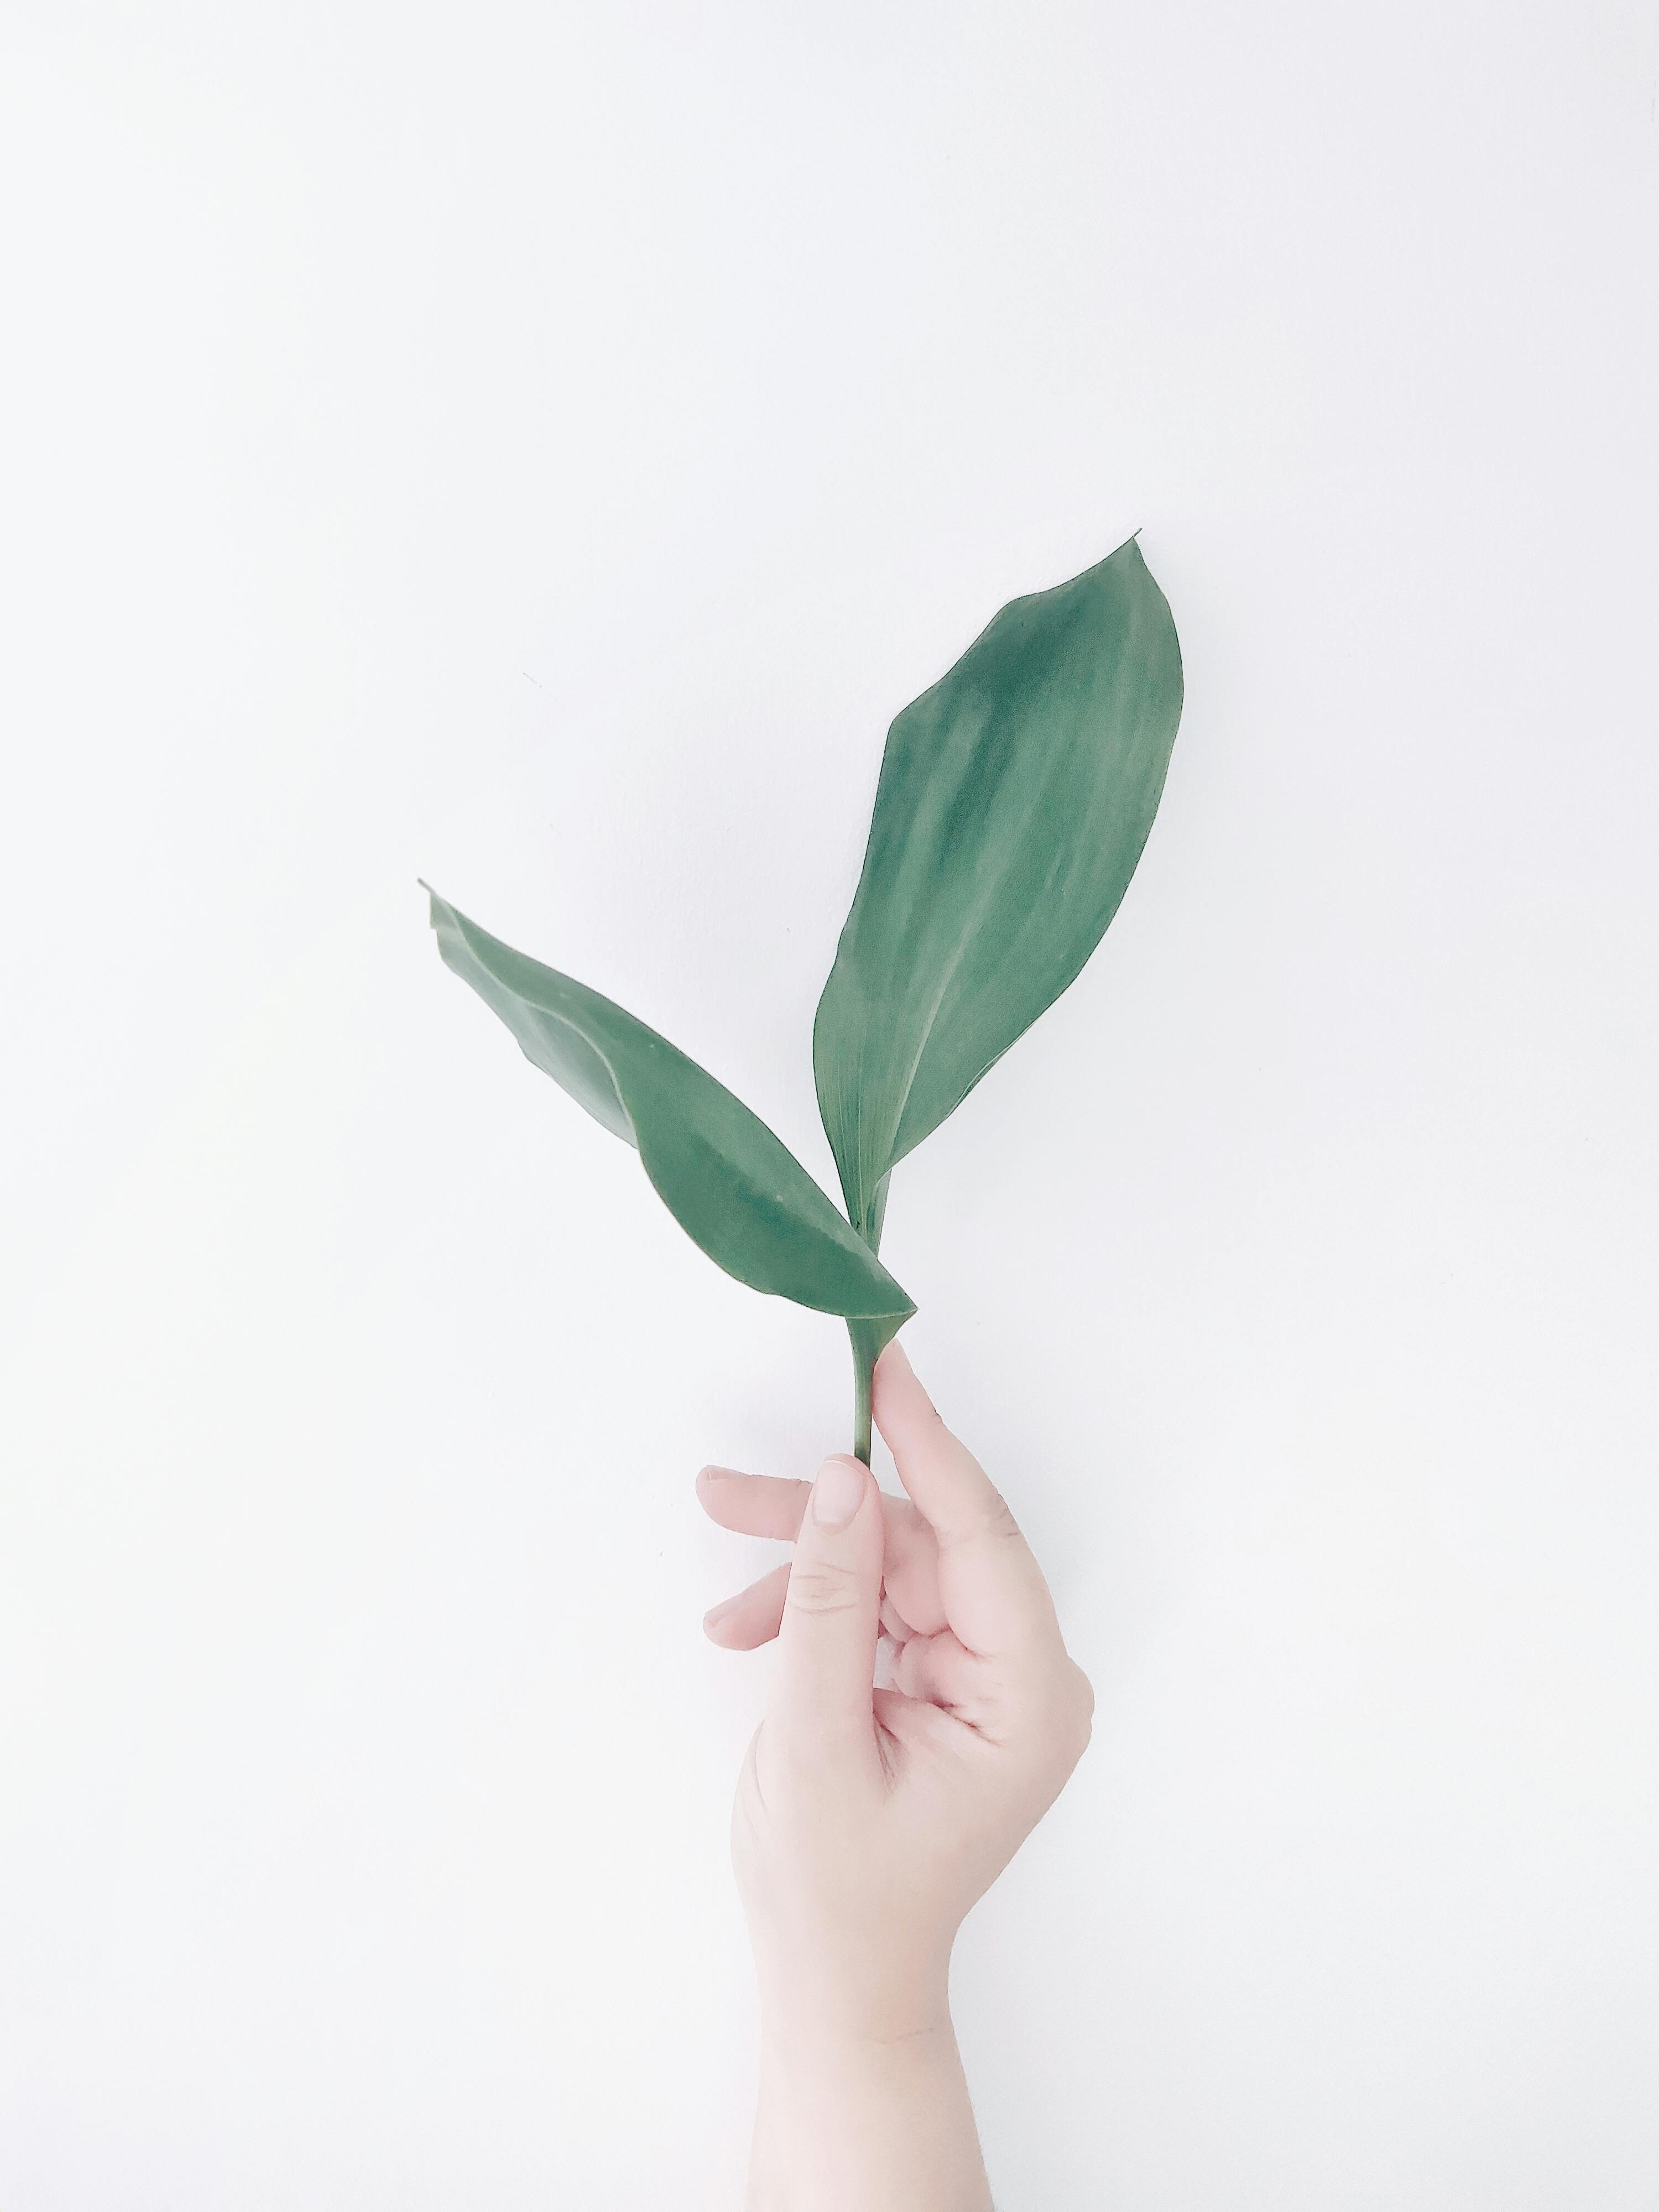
[847,1318,884,1466]
[845,1173,893,1463]
[854,1344,875,1465]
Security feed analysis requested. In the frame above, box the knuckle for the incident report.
[983,1494,1024,1546]
[942,1490,1023,1555]
[787,1559,863,1617]
[1064,1660,1095,1754]
[1031,1656,1093,1757]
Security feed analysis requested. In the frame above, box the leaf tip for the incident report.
[418,879,456,935]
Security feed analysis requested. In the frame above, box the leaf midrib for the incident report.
[868,675,1084,1193]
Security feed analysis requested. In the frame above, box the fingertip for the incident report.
[702,1562,791,1648]
[810,1452,869,1528]
[875,1336,920,1396]
[695,1463,738,1518]
[702,1587,739,1637]
[703,1603,765,1650]
[874,1337,938,1415]
[872,1344,950,1469]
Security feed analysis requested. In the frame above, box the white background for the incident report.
[2,2,1656,2205]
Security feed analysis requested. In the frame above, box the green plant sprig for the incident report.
[425,534,1183,1462]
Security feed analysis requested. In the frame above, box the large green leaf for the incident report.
[814,536,1183,1242]
[425,886,916,1327]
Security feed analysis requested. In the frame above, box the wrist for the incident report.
[750,2010,990,2212]
[759,1995,957,2072]
[750,1924,954,2053]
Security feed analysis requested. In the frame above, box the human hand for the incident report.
[697,1341,1093,2210]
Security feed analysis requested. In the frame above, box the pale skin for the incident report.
[697,1340,1095,2211]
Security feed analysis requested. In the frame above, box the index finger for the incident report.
[872,1340,1062,1658]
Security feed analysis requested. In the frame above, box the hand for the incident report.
[697,1340,1094,2212]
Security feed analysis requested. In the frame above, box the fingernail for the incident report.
[812,1454,866,1528]
[703,1593,742,1629]
[698,1464,740,1484]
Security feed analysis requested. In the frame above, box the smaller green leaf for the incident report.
[423,885,915,1329]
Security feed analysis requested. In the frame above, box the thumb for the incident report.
[768,1453,884,1756]
[873,1339,1060,1658]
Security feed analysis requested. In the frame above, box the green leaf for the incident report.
[814,535,1184,1242]
[424,885,916,1327]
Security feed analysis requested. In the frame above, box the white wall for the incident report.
[2,3,1656,2204]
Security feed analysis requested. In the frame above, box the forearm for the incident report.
[749,2013,993,2212]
